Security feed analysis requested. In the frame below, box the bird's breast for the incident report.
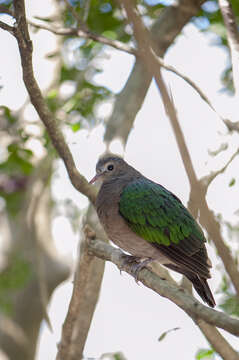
[96,186,169,261]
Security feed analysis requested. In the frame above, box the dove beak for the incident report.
[89,173,102,184]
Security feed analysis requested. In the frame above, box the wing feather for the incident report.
[119,178,210,278]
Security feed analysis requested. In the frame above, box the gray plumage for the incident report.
[90,154,215,307]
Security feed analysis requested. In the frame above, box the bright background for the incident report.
[1,1,239,359]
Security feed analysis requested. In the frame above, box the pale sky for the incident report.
[1,1,239,360]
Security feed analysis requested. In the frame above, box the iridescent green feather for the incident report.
[119,178,205,247]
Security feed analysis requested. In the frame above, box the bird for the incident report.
[89,153,215,307]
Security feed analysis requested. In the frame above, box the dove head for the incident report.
[89,154,137,185]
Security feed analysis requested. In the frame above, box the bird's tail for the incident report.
[164,263,215,307]
[185,273,216,308]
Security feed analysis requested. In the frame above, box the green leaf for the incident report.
[0,256,31,291]
[0,106,17,124]
[60,65,79,82]
[113,353,126,360]
[158,332,167,342]
[0,0,12,7]
[46,90,59,113]
[158,327,180,342]
[71,122,81,132]
[47,89,58,99]
[209,23,227,40]
[229,178,236,187]
[0,145,33,176]
[196,348,215,360]
[102,30,117,40]
[0,191,25,217]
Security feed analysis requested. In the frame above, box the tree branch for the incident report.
[10,0,96,204]
[119,2,239,357]
[224,118,239,132]
[82,0,91,23]
[63,0,86,29]
[196,320,239,360]
[28,19,136,55]
[0,20,14,33]
[5,0,239,358]
[201,148,239,188]
[104,0,208,145]
[29,17,226,125]
[218,0,239,99]
[120,0,239,297]
[88,237,239,337]
[154,59,223,120]
[56,226,97,360]
[120,0,198,189]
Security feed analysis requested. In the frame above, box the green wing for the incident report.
[119,178,205,252]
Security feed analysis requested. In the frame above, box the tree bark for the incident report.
[0,158,70,360]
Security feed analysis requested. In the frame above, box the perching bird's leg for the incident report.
[119,254,140,275]
[120,255,153,283]
[131,258,153,282]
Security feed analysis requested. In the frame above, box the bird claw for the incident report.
[119,254,139,275]
[120,255,153,283]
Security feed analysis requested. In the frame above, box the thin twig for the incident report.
[201,148,239,188]
[28,19,136,55]
[156,58,223,120]
[82,0,91,23]
[63,0,87,30]
[27,18,224,122]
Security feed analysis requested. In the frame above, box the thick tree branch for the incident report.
[68,223,106,360]
[11,0,96,204]
[218,0,239,98]
[56,227,96,360]
[88,237,239,337]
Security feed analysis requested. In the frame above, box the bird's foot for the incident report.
[120,255,153,283]
[119,255,139,275]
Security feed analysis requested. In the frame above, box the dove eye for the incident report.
[107,164,114,171]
